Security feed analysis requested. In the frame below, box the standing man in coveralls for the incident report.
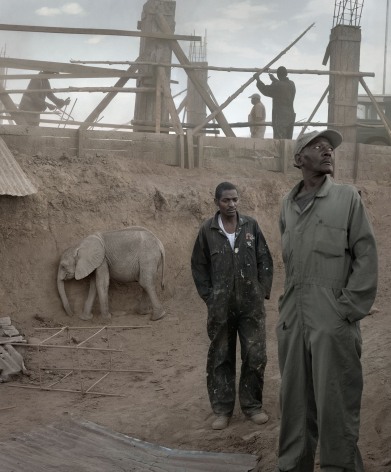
[276,130,378,471]
[191,181,273,430]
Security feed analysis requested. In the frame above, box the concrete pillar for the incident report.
[327,25,361,143]
[133,0,176,132]
[186,62,207,128]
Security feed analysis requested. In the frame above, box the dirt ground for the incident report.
[0,149,390,471]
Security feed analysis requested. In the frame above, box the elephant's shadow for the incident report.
[62,277,155,318]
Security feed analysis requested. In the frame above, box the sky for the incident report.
[0,0,389,137]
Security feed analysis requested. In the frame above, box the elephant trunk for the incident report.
[57,274,73,316]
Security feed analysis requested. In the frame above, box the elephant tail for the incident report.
[158,239,165,290]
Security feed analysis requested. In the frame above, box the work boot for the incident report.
[212,415,230,430]
[249,411,269,425]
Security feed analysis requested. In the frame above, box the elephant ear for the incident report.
[75,234,105,280]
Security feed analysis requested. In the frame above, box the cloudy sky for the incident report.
[0,0,389,136]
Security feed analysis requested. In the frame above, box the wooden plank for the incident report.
[1,73,142,80]
[155,68,162,133]
[5,87,154,94]
[0,24,201,41]
[0,57,128,77]
[69,61,376,77]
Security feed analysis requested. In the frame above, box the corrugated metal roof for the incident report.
[0,418,257,471]
[0,137,37,196]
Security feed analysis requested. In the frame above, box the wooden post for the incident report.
[327,25,361,143]
[158,67,183,135]
[195,134,204,168]
[186,129,194,169]
[177,134,185,168]
[155,67,162,133]
[280,139,291,174]
[78,126,87,158]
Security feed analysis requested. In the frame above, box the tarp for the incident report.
[0,418,258,471]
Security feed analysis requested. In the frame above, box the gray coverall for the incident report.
[277,176,378,471]
[191,212,273,417]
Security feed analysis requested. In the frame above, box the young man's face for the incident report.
[295,137,334,175]
[215,189,239,218]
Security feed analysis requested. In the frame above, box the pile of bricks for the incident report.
[0,316,27,382]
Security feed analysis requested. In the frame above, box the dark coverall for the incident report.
[277,176,378,471]
[256,77,296,139]
[19,75,67,126]
[191,212,273,417]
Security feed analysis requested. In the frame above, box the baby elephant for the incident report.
[57,226,166,321]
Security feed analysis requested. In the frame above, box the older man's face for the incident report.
[296,137,334,175]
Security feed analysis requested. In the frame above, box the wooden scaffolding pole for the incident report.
[192,23,315,135]
[0,23,201,42]
[158,67,183,135]
[156,13,235,138]
[297,85,330,138]
[82,54,146,126]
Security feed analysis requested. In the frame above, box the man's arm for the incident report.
[191,227,213,302]
[45,79,70,109]
[337,191,378,322]
[255,222,273,299]
[254,76,275,98]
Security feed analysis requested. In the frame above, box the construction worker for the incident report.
[191,181,273,431]
[19,71,70,126]
[248,93,266,138]
[275,129,378,471]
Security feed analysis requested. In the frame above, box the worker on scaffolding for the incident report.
[254,66,296,139]
[19,71,70,126]
[248,93,266,138]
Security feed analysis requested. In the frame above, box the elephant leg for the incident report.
[95,261,111,320]
[136,289,152,315]
[80,277,96,321]
[138,273,165,321]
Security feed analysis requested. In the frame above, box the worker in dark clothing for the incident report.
[191,182,273,430]
[254,66,296,139]
[275,130,378,472]
[19,71,70,126]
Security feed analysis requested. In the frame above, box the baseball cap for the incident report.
[294,129,343,156]
[249,93,260,99]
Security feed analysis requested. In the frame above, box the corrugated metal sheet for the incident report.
[0,418,257,472]
[0,137,37,196]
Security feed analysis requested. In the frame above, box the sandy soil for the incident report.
[0,150,390,471]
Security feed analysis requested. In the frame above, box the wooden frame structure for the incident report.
[0,2,389,145]
[8,325,152,397]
